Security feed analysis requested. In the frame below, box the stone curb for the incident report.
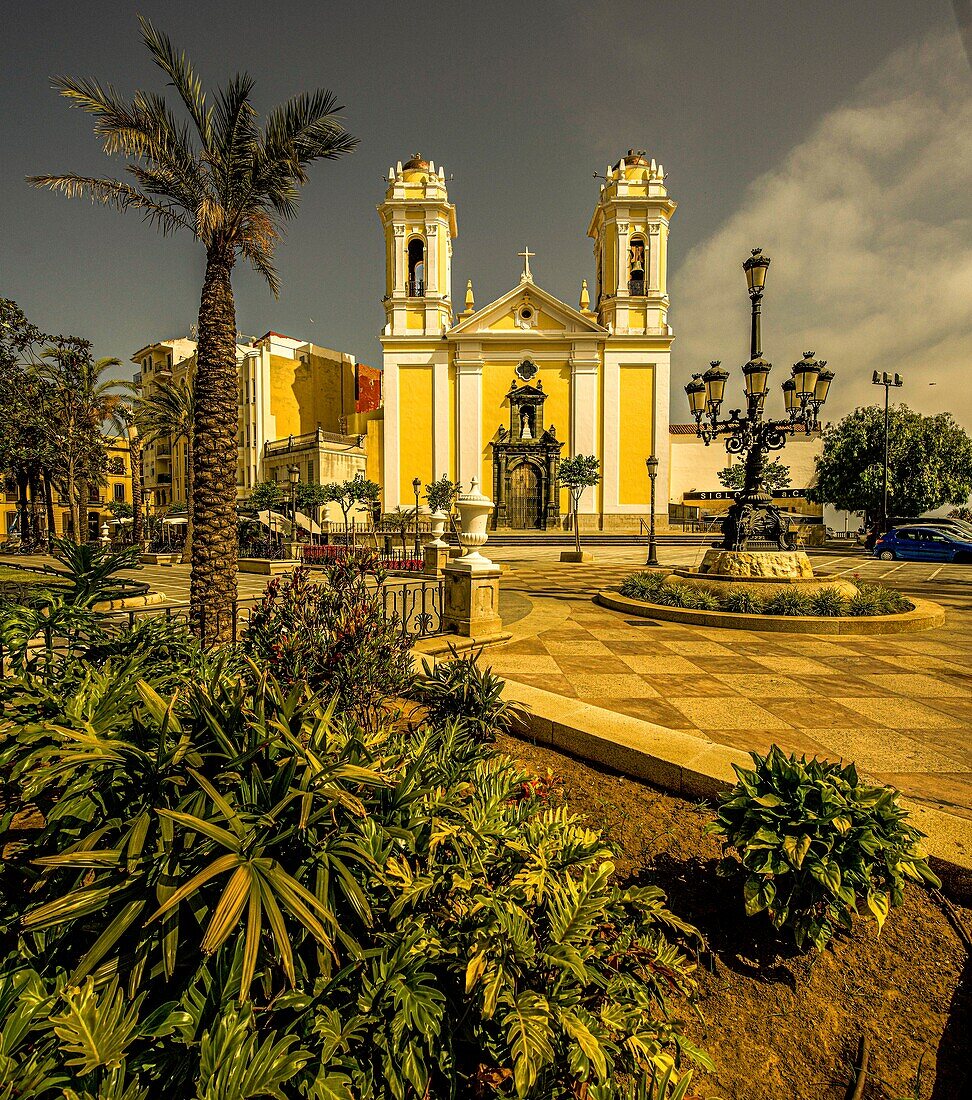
[597,589,946,635]
[497,679,972,903]
[93,591,167,612]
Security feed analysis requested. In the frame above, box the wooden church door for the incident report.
[507,463,543,529]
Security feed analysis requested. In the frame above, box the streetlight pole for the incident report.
[645,455,659,566]
[871,370,903,533]
[684,248,835,552]
[412,477,422,559]
[288,464,300,543]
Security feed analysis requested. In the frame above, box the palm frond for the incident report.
[26,175,192,235]
[138,16,213,150]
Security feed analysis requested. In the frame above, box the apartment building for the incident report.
[132,331,382,516]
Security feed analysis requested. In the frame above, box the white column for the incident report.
[616,220,630,295]
[570,356,600,514]
[653,353,671,520]
[455,357,483,491]
[601,355,620,513]
[648,224,661,292]
[383,360,401,509]
[393,224,406,295]
[433,352,450,479]
[425,223,438,295]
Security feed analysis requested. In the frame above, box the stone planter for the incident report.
[428,510,449,549]
[455,478,494,567]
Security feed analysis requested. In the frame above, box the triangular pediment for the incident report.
[449,279,606,338]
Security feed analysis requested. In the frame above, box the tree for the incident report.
[322,472,381,541]
[718,457,791,494]
[136,376,195,561]
[105,397,143,545]
[31,17,357,641]
[426,473,460,543]
[37,344,122,544]
[808,405,972,522]
[558,454,601,555]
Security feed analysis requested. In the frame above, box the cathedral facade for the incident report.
[378,150,676,531]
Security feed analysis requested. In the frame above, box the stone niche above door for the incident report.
[490,375,564,530]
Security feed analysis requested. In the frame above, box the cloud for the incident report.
[670,30,972,429]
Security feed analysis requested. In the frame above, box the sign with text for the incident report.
[684,489,810,501]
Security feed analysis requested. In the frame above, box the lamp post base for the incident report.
[720,495,795,552]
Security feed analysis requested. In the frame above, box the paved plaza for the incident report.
[487,545,972,822]
[3,544,970,820]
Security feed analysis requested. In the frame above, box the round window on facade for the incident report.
[519,306,534,321]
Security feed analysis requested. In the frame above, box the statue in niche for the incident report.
[548,423,556,438]
[519,404,535,440]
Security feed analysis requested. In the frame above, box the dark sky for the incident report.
[0,0,960,388]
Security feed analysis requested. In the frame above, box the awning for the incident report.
[251,509,322,535]
[162,515,188,526]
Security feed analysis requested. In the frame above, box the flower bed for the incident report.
[301,543,424,572]
[619,569,913,617]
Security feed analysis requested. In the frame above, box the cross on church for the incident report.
[517,245,535,281]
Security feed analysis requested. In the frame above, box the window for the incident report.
[88,487,100,503]
[113,484,126,503]
[307,460,315,483]
[628,235,647,294]
[407,237,425,296]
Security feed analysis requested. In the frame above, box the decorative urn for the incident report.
[428,509,449,548]
[455,478,494,562]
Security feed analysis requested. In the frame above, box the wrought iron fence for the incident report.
[1,577,445,678]
[379,577,444,639]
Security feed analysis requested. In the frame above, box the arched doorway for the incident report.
[507,462,543,529]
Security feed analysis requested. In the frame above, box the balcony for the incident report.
[627,277,646,296]
[407,278,425,297]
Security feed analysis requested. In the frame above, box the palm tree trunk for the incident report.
[42,470,57,539]
[181,435,195,564]
[15,471,28,543]
[190,246,239,644]
[129,433,144,545]
[66,463,79,544]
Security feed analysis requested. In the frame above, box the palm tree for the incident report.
[136,376,194,561]
[105,397,143,546]
[30,17,357,641]
[38,347,123,544]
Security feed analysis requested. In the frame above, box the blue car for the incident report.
[873,525,972,562]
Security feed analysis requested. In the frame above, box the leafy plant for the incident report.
[654,582,691,608]
[763,588,814,617]
[619,571,668,603]
[417,647,524,742]
[720,588,766,614]
[242,557,414,724]
[0,648,708,1096]
[45,537,141,607]
[809,587,849,617]
[708,746,941,951]
[849,582,912,616]
[680,587,721,612]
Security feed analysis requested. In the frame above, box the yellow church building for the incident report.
[378,150,676,531]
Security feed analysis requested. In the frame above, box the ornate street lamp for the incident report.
[683,249,835,552]
[645,455,659,567]
[412,476,422,559]
[871,370,904,533]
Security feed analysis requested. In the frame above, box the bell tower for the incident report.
[587,150,676,336]
[378,153,457,337]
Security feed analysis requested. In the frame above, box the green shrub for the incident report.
[654,582,693,607]
[849,582,912,616]
[809,587,849,617]
[241,557,413,724]
[720,588,766,614]
[417,646,524,742]
[680,587,721,611]
[0,658,708,1097]
[619,570,668,602]
[708,746,940,951]
[763,588,815,617]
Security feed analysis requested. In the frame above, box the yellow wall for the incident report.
[448,367,457,481]
[269,351,356,437]
[398,366,434,498]
[618,365,654,504]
